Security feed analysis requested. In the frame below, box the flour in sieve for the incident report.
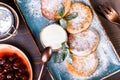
[0,9,13,34]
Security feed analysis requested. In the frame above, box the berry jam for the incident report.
[0,54,29,80]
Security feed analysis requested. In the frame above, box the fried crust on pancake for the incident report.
[41,0,71,20]
[66,2,92,34]
[68,30,99,56]
[66,52,98,77]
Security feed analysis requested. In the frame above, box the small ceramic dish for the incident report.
[0,2,19,41]
[40,24,68,52]
[0,44,33,80]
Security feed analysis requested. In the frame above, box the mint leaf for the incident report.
[59,18,67,29]
[55,50,67,63]
[64,12,78,20]
[58,4,65,17]
[62,42,69,50]
[55,42,70,63]
[55,51,63,63]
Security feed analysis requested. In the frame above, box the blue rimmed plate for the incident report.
[14,0,120,79]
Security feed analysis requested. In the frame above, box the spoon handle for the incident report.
[38,64,44,80]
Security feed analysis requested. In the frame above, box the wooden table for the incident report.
[0,0,52,80]
[0,0,120,80]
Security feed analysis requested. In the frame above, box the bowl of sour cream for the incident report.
[0,2,19,41]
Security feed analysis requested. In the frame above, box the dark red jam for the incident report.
[0,54,29,80]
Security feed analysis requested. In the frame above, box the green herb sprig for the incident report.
[58,4,78,29]
[55,42,72,63]
[58,4,65,17]
[64,12,78,20]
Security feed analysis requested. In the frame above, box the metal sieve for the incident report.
[0,6,15,37]
[0,2,19,41]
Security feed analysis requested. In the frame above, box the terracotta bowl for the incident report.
[0,44,32,80]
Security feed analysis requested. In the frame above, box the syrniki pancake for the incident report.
[66,2,92,34]
[41,0,71,20]
[66,52,98,77]
[69,30,99,56]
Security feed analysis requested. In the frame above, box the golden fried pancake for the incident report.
[66,52,98,77]
[68,30,99,56]
[66,2,92,34]
[41,0,71,20]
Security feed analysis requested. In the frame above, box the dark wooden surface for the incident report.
[90,0,120,80]
[90,0,120,58]
[0,0,51,80]
[0,0,120,80]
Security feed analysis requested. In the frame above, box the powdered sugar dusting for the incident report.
[41,0,63,16]
[47,0,120,79]
[50,48,110,80]
[100,38,120,65]
[27,0,42,18]
[93,47,109,76]
[69,3,87,27]
[69,30,98,56]
[72,53,97,72]
[17,0,120,79]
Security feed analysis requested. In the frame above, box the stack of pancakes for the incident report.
[66,2,99,77]
[67,30,99,76]
[40,0,99,77]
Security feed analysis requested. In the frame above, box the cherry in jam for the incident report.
[0,54,29,80]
